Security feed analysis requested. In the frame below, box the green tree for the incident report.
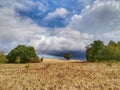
[64,53,72,60]
[105,40,120,61]
[86,40,120,62]
[86,40,104,62]
[7,45,39,63]
[108,40,117,47]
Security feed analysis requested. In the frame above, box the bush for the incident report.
[7,45,39,63]
[0,52,8,63]
[30,57,41,63]
[64,53,72,60]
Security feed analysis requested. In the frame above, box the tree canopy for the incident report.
[64,53,72,60]
[7,45,39,63]
[86,40,120,62]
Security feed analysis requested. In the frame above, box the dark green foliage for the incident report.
[108,40,117,47]
[64,53,72,60]
[7,45,39,63]
[0,52,8,63]
[86,40,104,62]
[86,40,120,62]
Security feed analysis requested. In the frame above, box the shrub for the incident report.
[64,53,72,60]
[30,57,40,63]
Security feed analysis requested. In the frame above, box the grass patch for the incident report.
[0,60,120,90]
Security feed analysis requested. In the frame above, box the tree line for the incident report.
[86,40,120,62]
[0,40,120,63]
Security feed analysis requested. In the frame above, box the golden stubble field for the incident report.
[0,59,120,90]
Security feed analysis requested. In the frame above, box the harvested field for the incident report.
[0,59,120,90]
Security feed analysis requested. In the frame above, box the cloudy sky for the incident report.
[0,0,120,59]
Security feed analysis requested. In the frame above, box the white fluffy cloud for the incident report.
[70,0,120,39]
[0,6,47,52]
[0,1,92,53]
[45,7,69,20]
[1,0,120,57]
[0,0,47,12]
[30,27,93,53]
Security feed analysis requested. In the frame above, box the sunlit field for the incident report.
[0,59,120,90]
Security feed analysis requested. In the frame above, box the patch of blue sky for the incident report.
[16,0,91,28]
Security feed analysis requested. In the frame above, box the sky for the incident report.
[0,0,120,59]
